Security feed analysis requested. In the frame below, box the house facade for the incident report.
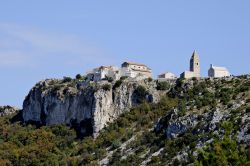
[158,72,176,79]
[86,66,120,81]
[121,62,152,79]
[86,62,152,82]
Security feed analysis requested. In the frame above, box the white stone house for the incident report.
[208,64,230,78]
[86,62,152,82]
[121,62,152,79]
[86,66,120,81]
[158,72,176,79]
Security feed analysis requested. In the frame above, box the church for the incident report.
[208,64,230,78]
[180,50,201,79]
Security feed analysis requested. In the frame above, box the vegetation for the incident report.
[195,122,250,166]
[156,81,170,90]
[102,84,111,91]
[133,85,148,103]
[0,75,249,165]
[0,95,178,165]
[103,76,114,82]
[75,74,83,80]
[147,77,153,82]
[113,80,123,90]
[62,76,72,83]
[120,76,128,81]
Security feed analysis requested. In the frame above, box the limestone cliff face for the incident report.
[23,78,170,137]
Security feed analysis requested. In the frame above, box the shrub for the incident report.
[102,76,114,82]
[75,74,82,80]
[140,102,151,113]
[113,80,123,89]
[102,84,111,91]
[120,76,128,81]
[246,106,250,113]
[107,77,114,83]
[157,81,170,90]
[150,156,160,164]
[219,88,232,105]
[63,76,72,83]
[178,100,187,116]
[134,85,148,103]
[195,121,250,166]
[176,78,184,87]
[111,140,121,149]
[147,77,153,82]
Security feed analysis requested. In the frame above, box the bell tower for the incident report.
[190,50,200,77]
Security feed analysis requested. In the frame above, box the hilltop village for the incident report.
[85,50,231,82]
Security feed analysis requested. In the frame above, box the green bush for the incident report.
[111,140,121,149]
[176,78,185,87]
[102,76,114,82]
[63,76,72,83]
[178,100,187,116]
[157,81,170,90]
[120,76,128,81]
[195,121,250,166]
[148,77,153,82]
[102,84,111,91]
[75,74,82,80]
[134,85,148,103]
[246,106,250,113]
[113,80,123,89]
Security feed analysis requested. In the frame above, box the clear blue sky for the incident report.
[0,1,249,107]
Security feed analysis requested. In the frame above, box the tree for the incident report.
[134,85,148,104]
[102,84,111,91]
[76,74,82,80]
[156,81,170,90]
[63,76,72,83]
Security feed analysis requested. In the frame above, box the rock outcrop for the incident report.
[23,78,172,137]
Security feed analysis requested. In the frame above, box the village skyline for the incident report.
[85,50,231,82]
[0,1,249,107]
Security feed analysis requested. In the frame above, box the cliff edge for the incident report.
[22,77,173,137]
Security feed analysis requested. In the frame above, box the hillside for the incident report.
[0,75,250,165]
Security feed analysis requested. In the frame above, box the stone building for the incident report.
[180,50,201,79]
[121,62,152,79]
[208,64,230,78]
[158,72,176,79]
[86,61,152,81]
[86,66,120,81]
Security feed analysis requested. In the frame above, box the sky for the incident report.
[0,1,249,107]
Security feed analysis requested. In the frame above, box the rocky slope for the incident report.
[99,75,250,165]
[22,77,173,137]
[0,75,249,165]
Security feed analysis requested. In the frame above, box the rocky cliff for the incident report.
[22,78,173,137]
[2,75,249,165]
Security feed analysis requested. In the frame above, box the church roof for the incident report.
[122,61,152,70]
[159,72,175,75]
[210,65,228,71]
[123,61,147,67]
